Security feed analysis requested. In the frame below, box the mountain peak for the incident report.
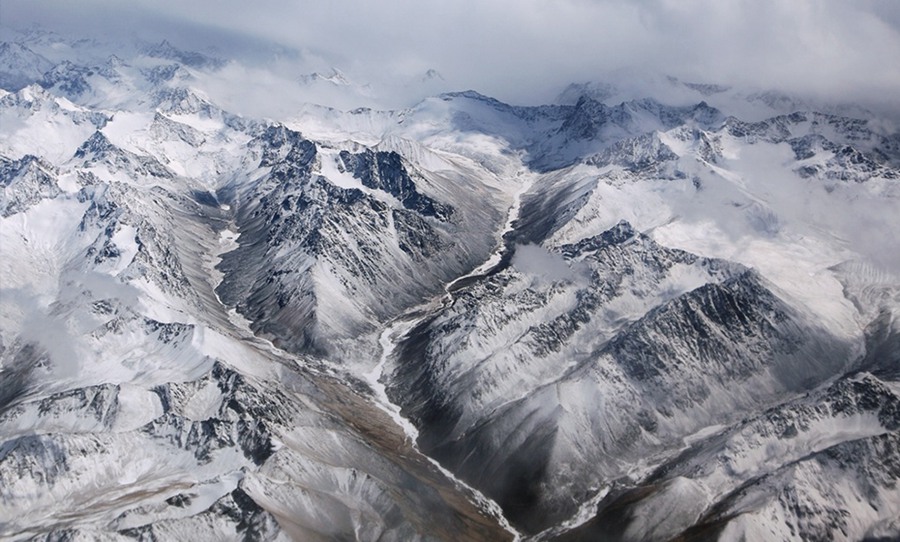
[0,42,53,91]
[143,39,224,70]
[299,67,351,86]
[422,68,444,82]
[73,130,114,158]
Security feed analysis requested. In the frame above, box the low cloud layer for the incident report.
[4,0,900,109]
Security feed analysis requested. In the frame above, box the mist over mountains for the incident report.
[2,3,900,541]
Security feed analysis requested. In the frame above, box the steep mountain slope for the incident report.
[0,52,516,540]
[379,93,900,536]
[558,373,900,542]
[385,224,857,532]
[215,124,512,361]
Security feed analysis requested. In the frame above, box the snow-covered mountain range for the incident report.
[1,27,899,541]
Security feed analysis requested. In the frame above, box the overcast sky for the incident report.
[4,0,900,108]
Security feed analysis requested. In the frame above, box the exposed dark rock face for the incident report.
[338,149,454,221]
[387,220,856,533]
[0,155,61,216]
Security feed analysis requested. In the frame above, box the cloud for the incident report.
[3,0,900,109]
[1,286,82,378]
[512,244,586,287]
